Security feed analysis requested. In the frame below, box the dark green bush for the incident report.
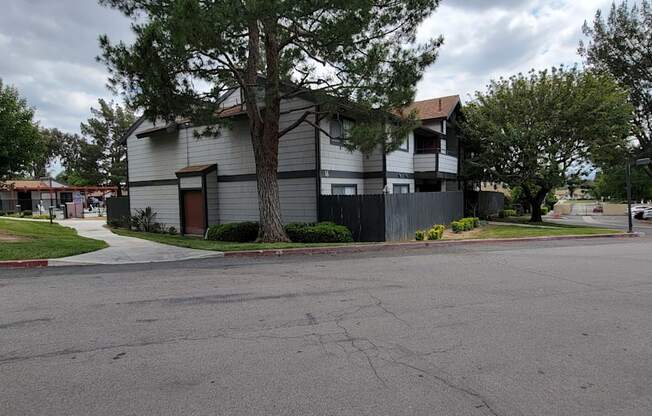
[451,221,464,233]
[206,222,259,242]
[415,229,426,241]
[284,222,353,243]
[21,210,32,217]
[541,206,549,215]
[168,226,177,235]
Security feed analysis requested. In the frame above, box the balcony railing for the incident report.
[413,152,458,174]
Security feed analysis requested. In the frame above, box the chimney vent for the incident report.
[438,98,442,111]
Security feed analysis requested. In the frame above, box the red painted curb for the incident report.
[223,232,639,258]
[0,259,49,269]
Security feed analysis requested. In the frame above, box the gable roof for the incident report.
[403,95,461,121]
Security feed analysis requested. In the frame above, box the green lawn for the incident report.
[467,224,620,239]
[0,219,108,260]
[111,228,355,251]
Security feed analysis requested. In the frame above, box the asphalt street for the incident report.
[1,234,652,415]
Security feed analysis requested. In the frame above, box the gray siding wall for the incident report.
[319,115,365,172]
[218,178,317,223]
[206,172,219,225]
[130,185,180,229]
[385,131,414,174]
[127,97,317,224]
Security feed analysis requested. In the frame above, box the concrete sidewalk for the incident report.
[50,219,223,266]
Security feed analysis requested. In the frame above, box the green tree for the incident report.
[581,1,652,173]
[80,99,136,194]
[462,67,632,222]
[0,79,43,181]
[98,0,442,242]
[593,167,652,201]
[58,133,105,186]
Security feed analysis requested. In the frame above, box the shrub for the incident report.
[206,222,259,242]
[130,207,159,232]
[426,224,445,240]
[499,209,517,218]
[415,229,426,241]
[168,226,177,235]
[32,214,51,220]
[541,206,549,215]
[451,220,464,233]
[21,210,32,217]
[471,217,480,227]
[285,222,353,243]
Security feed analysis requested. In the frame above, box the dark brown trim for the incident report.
[129,179,179,187]
[382,150,388,187]
[414,171,458,180]
[314,104,321,219]
[175,164,218,177]
[320,170,413,180]
[202,174,208,234]
[119,116,147,145]
[218,170,317,182]
[177,181,184,235]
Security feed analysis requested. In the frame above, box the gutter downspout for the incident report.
[314,105,321,221]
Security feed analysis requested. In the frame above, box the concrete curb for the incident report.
[223,232,640,257]
[0,232,639,268]
[0,259,49,269]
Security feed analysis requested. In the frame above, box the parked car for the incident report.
[632,205,649,219]
[642,208,652,220]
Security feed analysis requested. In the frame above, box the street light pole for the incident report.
[626,159,633,233]
[626,158,652,234]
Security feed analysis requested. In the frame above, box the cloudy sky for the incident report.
[1,0,618,137]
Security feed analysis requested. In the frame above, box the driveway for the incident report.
[1,236,652,415]
[50,219,222,265]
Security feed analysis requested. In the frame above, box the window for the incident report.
[330,117,353,146]
[398,135,409,152]
[331,184,357,195]
[393,184,410,194]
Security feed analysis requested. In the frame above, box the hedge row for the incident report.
[499,209,517,218]
[206,221,353,243]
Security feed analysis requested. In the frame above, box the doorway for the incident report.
[182,190,206,235]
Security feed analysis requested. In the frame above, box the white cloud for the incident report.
[0,0,623,135]
[415,0,615,102]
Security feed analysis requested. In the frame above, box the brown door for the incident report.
[182,191,205,235]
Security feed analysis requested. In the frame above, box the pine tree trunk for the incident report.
[250,116,288,242]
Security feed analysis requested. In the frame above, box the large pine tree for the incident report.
[98,0,442,241]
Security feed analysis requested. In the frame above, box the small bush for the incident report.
[415,229,426,241]
[32,214,51,220]
[21,210,32,217]
[499,209,517,218]
[426,224,445,240]
[130,207,159,232]
[540,206,549,215]
[285,222,353,243]
[452,217,480,233]
[206,222,259,242]
[168,226,177,235]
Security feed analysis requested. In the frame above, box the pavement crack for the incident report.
[368,293,412,329]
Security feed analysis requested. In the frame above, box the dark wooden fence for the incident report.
[464,191,505,218]
[319,191,464,242]
[318,194,385,242]
[106,197,130,226]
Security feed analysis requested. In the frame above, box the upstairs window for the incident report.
[331,184,358,195]
[330,117,353,146]
[398,135,409,152]
[393,184,410,194]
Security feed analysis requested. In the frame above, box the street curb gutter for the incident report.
[223,232,641,257]
[0,259,49,269]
